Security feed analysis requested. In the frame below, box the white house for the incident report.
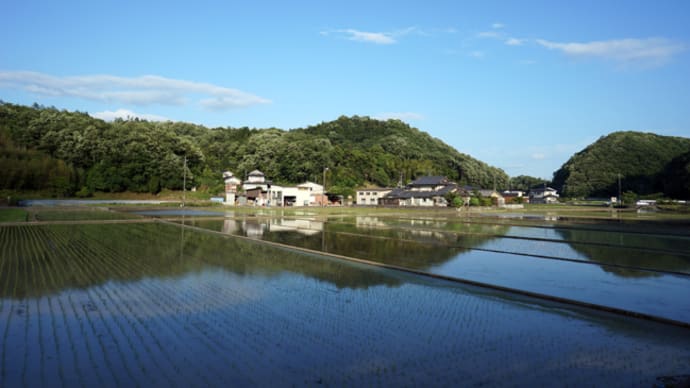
[241,170,273,206]
[529,186,560,204]
[356,188,393,206]
[223,171,242,205]
[225,169,326,206]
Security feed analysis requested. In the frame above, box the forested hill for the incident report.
[0,102,508,197]
[552,131,690,199]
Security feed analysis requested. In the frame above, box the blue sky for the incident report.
[2,1,689,179]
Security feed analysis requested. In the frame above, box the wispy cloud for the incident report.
[468,51,485,59]
[91,109,169,122]
[322,27,426,45]
[477,31,502,39]
[505,38,525,46]
[0,70,271,110]
[536,38,685,67]
[374,112,424,122]
[475,23,529,49]
[339,29,397,44]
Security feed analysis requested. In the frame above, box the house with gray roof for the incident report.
[379,176,462,207]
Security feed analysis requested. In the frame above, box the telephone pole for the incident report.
[617,173,621,207]
[182,155,187,207]
[322,167,329,207]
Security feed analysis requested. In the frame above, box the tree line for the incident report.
[551,131,690,200]
[0,102,510,197]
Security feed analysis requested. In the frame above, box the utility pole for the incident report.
[322,167,329,207]
[618,173,621,207]
[182,155,187,207]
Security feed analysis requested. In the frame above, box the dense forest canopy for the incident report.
[552,131,690,199]
[0,102,509,197]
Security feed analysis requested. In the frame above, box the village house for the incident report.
[529,186,560,204]
[356,188,393,206]
[477,188,505,206]
[241,170,272,206]
[224,170,325,206]
[379,176,459,207]
[222,171,242,205]
[281,181,324,207]
[502,190,526,203]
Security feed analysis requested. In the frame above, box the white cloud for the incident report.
[505,37,525,46]
[0,70,270,110]
[468,51,485,59]
[91,109,170,122]
[531,153,546,160]
[323,27,427,45]
[341,29,396,44]
[477,31,502,39]
[492,23,505,29]
[374,112,424,122]
[536,38,685,67]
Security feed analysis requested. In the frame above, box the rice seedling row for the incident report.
[42,226,132,387]
[2,223,690,385]
[29,226,77,388]
[33,225,102,386]
[42,225,204,387]
[59,224,254,386]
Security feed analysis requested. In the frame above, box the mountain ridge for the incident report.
[0,102,509,197]
[552,131,690,199]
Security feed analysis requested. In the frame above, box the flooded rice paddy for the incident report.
[1,210,690,386]
[177,213,690,324]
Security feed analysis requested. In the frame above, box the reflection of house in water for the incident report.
[242,220,268,238]
[267,218,323,235]
[355,216,388,227]
[222,218,323,237]
[355,216,451,241]
[222,219,238,234]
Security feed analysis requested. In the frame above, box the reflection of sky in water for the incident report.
[475,234,590,260]
[134,209,224,217]
[505,226,571,240]
[3,238,690,386]
[429,249,690,323]
[182,217,690,324]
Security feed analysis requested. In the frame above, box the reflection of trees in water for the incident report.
[207,217,510,271]
[554,229,690,278]
[0,222,400,299]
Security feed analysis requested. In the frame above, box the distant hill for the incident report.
[0,102,508,197]
[552,131,690,199]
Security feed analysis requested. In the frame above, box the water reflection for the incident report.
[183,215,690,278]
[0,223,400,299]
[177,215,690,323]
[184,217,505,271]
[553,228,690,277]
[2,222,690,387]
